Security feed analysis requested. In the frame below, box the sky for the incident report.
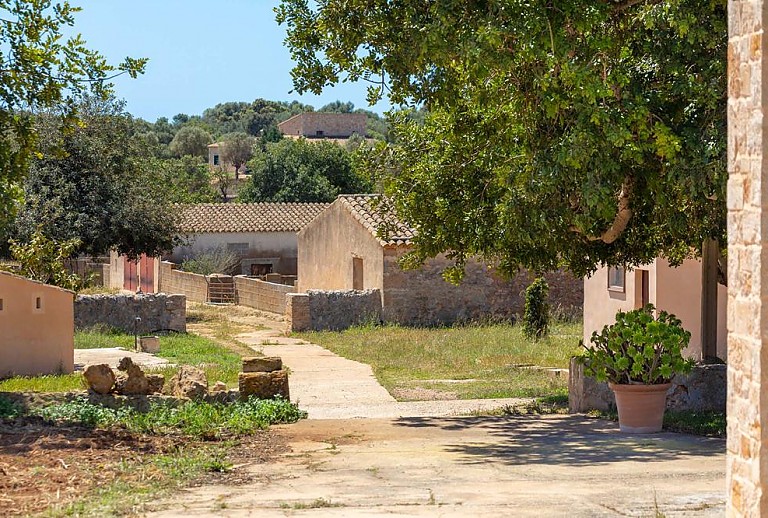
[74,0,391,122]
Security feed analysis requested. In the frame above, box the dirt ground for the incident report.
[0,416,284,516]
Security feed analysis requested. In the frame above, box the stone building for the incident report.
[0,271,74,377]
[298,194,582,326]
[278,112,367,139]
[170,202,328,276]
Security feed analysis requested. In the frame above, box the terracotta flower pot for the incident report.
[608,382,671,433]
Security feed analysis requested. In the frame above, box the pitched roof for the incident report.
[337,194,415,246]
[179,203,329,233]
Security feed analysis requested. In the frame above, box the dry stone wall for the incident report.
[381,250,582,326]
[74,293,186,334]
[286,290,382,332]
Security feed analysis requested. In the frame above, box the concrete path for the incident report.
[236,327,532,419]
[74,347,171,371]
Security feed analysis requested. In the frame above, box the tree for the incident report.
[153,155,217,203]
[14,98,180,259]
[0,0,146,241]
[168,125,213,159]
[238,138,371,203]
[277,0,727,279]
[220,132,255,182]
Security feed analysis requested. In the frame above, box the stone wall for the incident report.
[727,1,768,513]
[381,248,583,326]
[285,290,382,332]
[158,261,208,303]
[234,276,297,314]
[568,358,727,413]
[278,112,367,138]
[74,293,186,334]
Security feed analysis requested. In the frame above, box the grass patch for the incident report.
[1,331,244,392]
[186,303,265,355]
[297,321,581,400]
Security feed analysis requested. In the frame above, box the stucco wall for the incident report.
[0,272,74,377]
[278,113,367,138]
[297,201,384,293]
[381,249,583,326]
[234,276,297,314]
[170,232,298,275]
[583,259,727,359]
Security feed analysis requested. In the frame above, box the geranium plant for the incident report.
[579,305,694,385]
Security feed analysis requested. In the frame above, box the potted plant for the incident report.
[578,304,694,433]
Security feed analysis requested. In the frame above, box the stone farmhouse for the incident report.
[584,260,727,361]
[278,112,367,139]
[170,202,329,277]
[298,194,582,326]
[0,271,74,377]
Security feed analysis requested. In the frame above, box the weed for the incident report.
[0,395,22,419]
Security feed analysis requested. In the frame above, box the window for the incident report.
[0,298,3,311]
[250,263,273,276]
[226,242,250,256]
[353,257,364,290]
[316,130,324,137]
[35,297,41,310]
[213,154,220,166]
[607,267,625,292]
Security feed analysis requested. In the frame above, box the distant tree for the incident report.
[212,166,234,203]
[220,132,255,182]
[259,124,284,149]
[169,126,213,159]
[319,100,355,113]
[153,156,217,203]
[239,138,372,203]
[14,98,180,259]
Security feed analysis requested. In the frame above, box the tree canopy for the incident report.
[14,98,181,259]
[277,0,727,278]
[0,0,146,238]
[169,125,213,159]
[238,138,371,203]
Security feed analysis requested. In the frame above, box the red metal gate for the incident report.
[123,255,156,293]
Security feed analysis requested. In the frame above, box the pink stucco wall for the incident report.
[0,271,74,377]
[583,258,727,360]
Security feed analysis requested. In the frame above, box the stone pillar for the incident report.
[727,1,768,514]
[285,293,311,333]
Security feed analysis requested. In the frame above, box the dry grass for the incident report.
[298,321,582,400]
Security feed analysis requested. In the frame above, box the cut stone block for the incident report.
[242,356,282,373]
[239,370,289,400]
[140,336,160,353]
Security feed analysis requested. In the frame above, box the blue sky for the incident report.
[76,1,390,121]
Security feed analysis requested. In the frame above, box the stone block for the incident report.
[146,373,165,394]
[242,356,282,372]
[239,370,289,400]
[169,365,208,400]
[83,364,116,395]
[140,336,160,353]
[114,357,150,395]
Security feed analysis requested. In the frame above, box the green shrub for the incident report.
[31,397,127,427]
[180,246,240,276]
[0,396,22,419]
[523,277,550,339]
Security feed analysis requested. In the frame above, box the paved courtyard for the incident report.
[145,321,726,517]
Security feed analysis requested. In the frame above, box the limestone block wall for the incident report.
[74,293,186,334]
[278,112,367,138]
[381,249,583,326]
[234,276,297,314]
[727,1,768,513]
[285,290,382,332]
[158,261,208,303]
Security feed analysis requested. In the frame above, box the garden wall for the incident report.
[74,293,186,334]
[568,358,726,413]
[286,289,382,332]
[158,261,208,303]
[234,276,297,314]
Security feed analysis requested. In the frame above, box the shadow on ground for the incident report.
[394,414,724,467]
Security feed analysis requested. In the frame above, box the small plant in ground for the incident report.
[31,396,128,427]
[523,277,549,339]
[0,395,22,419]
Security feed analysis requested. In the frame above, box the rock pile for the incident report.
[239,356,290,400]
[83,358,164,396]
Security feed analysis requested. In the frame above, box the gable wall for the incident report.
[0,274,74,377]
[297,201,384,292]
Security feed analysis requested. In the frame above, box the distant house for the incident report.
[169,203,329,276]
[0,271,74,377]
[278,113,367,139]
[584,260,727,360]
[298,194,582,326]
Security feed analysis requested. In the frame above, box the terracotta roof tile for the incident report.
[337,194,415,246]
[179,203,329,233]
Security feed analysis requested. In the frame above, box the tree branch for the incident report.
[571,176,633,244]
